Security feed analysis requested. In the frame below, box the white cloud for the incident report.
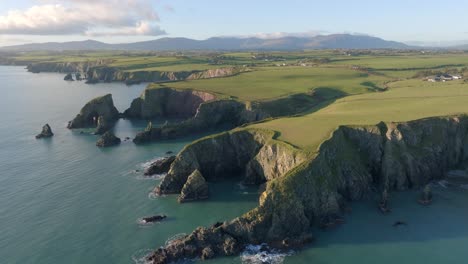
[0,0,167,36]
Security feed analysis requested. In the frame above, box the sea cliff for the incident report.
[147,115,468,263]
[25,61,244,84]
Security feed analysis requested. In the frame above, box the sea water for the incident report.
[0,66,258,264]
[1,66,468,264]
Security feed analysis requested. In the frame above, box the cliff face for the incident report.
[148,115,468,263]
[156,129,306,195]
[123,87,216,119]
[26,60,111,74]
[67,94,120,134]
[133,100,269,144]
[86,67,243,84]
[25,60,243,84]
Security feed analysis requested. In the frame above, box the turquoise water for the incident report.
[0,66,258,264]
[1,66,468,264]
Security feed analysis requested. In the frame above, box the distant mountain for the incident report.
[0,34,410,51]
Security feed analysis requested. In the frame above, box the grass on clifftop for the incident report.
[252,79,468,151]
[150,66,390,101]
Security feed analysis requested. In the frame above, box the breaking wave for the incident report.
[240,244,293,264]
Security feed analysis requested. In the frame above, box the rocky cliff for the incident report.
[133,100,268,144]
[147,115,468,263]
[67,94,120,134]
[87,67,244,85]
[25,60,244,84]
[26,60,111,74]
[123,87,216,119]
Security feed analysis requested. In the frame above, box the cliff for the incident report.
[128,86,340,144]
[26,60,111,74]
[123,87,216,119]
[67,94,120,134]
[133,100,268,144]
[147,115,468,263]
[86,67,244,85]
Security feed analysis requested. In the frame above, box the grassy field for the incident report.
[151,66,390,101]
[4,50,468,152]
[252,79,468,151]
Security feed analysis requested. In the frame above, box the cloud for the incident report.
[0,0,167,36]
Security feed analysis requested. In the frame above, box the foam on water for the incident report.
[240,244,293,264]
[165,233,187,247]
[131,249,153,264]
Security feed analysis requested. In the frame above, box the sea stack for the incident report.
[35,124,54,139]
[64,73,74,81]
[178,170,209,203]
[67,94,120,134]
[96,131,121,147]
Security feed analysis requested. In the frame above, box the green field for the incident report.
[150,66,390,101]
[252,79,468,150]
[3,50,468,152]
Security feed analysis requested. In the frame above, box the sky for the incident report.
[0,0,467,46]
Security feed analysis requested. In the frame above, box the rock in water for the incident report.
[144,156,176,176]
[96,131,121,147]
[178,170,209,203]
[378,189,391,214]
[67,94,120,134]
[75,72,82,81]
[36,124,54,139]
[64,73,74,81]
[419,184,433,205]
[141,215,167,223]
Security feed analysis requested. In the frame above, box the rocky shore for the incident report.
[147,115,468,263]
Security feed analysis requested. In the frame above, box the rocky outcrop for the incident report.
[155,129,307,196]
[144,156,176,176]
[147,115,468,263]
[27,60,112,74]
[133,100,268,144]
[86,67,244,85]
[35,124,54,139]
[178,170,209,203]
[123,88,216,119]
[64,73,74,81]
[129,87,340,144]
[96,131,121,147]
[67,94,120,134]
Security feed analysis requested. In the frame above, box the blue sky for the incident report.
[0,0,467,46]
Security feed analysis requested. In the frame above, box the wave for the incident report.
[240,244,293,264]
[131,249,153,264]
[165,233,187,247]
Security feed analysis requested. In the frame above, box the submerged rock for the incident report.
[144,156,176,176]
[178,170,209,203]
[96,131,121,147]
[35,124,54,139]
[67,94,119,134]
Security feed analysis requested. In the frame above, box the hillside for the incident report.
[0,34,409,51]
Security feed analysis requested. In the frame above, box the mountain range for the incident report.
[0,34,411,51]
